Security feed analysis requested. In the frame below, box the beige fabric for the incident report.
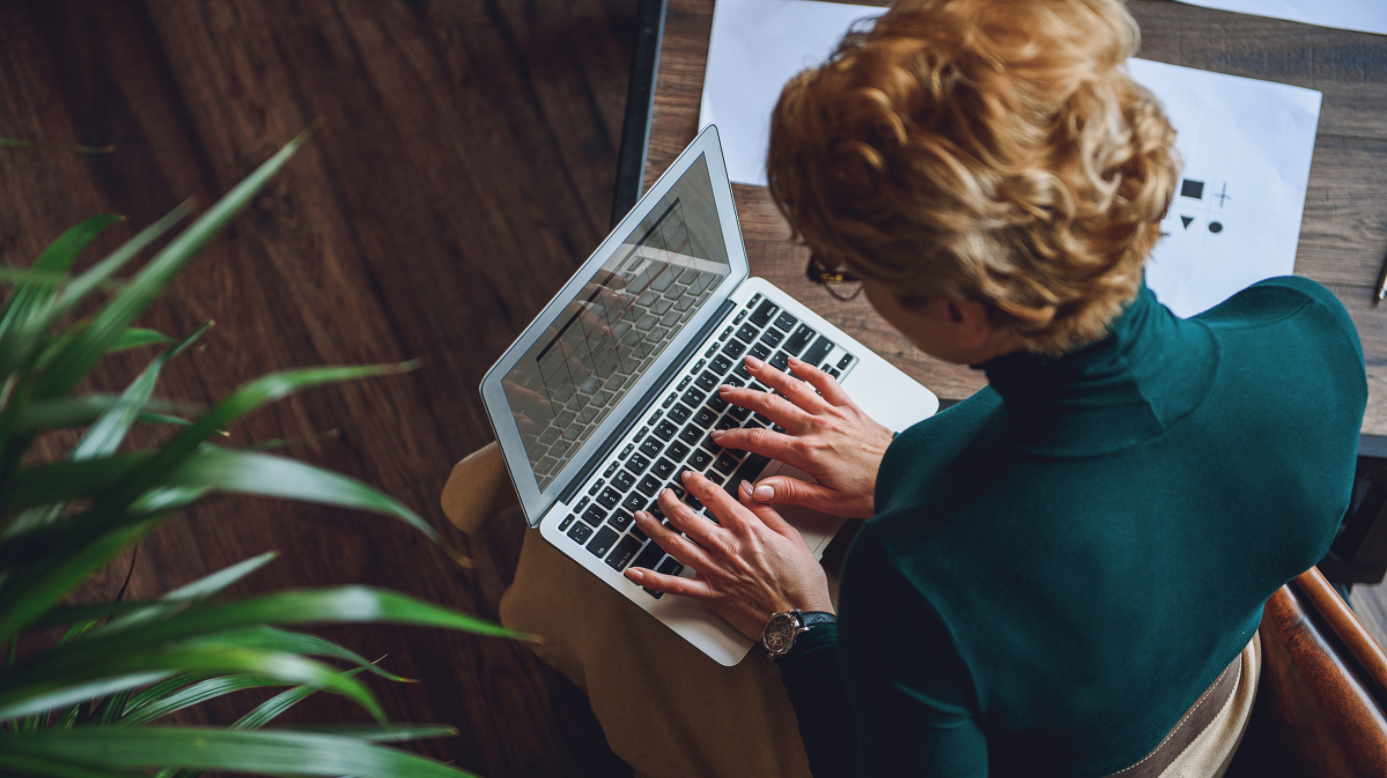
[500,526,812,778]
[440,442,517,535]
[1157,633,1262,778]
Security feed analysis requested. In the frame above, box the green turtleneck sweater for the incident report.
[777,278,1366,777]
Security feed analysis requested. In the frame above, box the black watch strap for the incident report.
[798,611,837,630]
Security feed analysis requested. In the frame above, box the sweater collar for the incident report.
[975,286,1219,457]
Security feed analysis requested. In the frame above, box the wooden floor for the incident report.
[0,1,638,775]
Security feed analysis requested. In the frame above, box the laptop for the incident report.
[481,126,938,665]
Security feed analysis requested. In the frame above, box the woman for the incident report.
[622,0,1366,775]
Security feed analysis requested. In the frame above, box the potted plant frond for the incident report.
[0,131,521,778]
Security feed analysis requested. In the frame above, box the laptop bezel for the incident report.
[479,125,751,527]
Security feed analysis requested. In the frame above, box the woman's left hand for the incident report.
[624,470,834,642]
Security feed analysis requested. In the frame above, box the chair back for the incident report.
[1229,567,1387,777]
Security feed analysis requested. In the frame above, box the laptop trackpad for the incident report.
[754,461,847,560]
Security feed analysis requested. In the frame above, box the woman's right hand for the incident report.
[711,355,894,519]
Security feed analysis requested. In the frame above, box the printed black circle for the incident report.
[1209,221,1223,234]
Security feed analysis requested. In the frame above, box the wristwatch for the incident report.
[761,610,837,660]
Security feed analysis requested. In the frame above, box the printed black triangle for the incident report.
[1180,215,1194,229]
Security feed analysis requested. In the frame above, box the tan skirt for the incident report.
[499,525,1260,778]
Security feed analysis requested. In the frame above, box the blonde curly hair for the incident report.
[767,0,1179,355]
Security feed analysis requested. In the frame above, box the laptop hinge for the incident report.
[556,297,737,507]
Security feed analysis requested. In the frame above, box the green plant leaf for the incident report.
[119,672,218,715]
[104,329,172,353]
[0,672,168,723]
[0,752,147,778]
[13,396,195,437]
[0,727,479,777]
[74,323,211,462]
[0,646,384,724]
[0,137,114,154]
[99,551,278,634]
[177,626,410,682]
[277,724,457,742]
[34,129,313,401]
[29,602,154,629]
[50,202,192,321]
[113,674,288,726]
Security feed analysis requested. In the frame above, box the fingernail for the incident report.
[681,470,692,482]
[739,479,753,495]
[754,484,774,501]
[634,510,648,522]
[628,568,644,581]
[719,385,734,393]
[710,429,726,439]
[745,356,764,369]
[788,356,801,365]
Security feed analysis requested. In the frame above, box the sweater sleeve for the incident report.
[777,623,856,776]
[837,525,989,777]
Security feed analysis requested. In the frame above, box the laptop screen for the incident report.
[502,153,731,491]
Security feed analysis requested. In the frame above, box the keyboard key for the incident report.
[715,415,738,431]
[667,441,691,461]
[728,405,752,421]
[785,324,816,356]
[725,375,745,387]
[667,403,691,424]
[774,311,798,332]
[588,527,620,558]
[582,505,607,526]
[760,328,785,349]
[568,521,594,544]
[559,514,576,532]
[721,339,747,359]
[602,462,617,478]
[750,300,779,327]
[735,323,759,343]
[663,393,677,408]
[653,457,678,479]
[706,394,728,412]
[695,371,720,392]
[631,523,648,543]
[801,335,833,368]
[605,534,643,571]
[656,556,685,578]
[693,407,718,428]
[679,424,704,445]
[750,341,772,360]
[644,587,664,599]
[711,354,733,374]
[681,388,706,407]
[654,420,679,441]
[597,487,621,509]
[714,454,739,475]
[734,360,752,379]
[622,492,646,512]
[837,353,854,370]
[575,496,591,512]
[608,510,635,532]
[722,454,772,498]
[769,351,790,371]
[686,493,705,513]
[620,444,634,459]
[829,368,841,378]
[612,469,636,491]
[689,448,714,471]
[640,438,664,458]
[632,540,665,571]
[638,474,662,497]
[626,453,651,475]
[587,479,605,496]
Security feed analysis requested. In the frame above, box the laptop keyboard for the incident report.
[555,292,857,598]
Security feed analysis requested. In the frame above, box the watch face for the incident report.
[762,613,798,655]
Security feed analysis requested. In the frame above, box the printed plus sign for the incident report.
[1213,183,1231,207]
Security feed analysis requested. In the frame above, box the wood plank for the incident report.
[0,1,638,775]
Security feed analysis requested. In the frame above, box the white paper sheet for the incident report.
[700,0,1323,319]
[1174,0,1387,37]
[1132,60,1321,318]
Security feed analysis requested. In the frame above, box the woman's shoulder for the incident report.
[1195,276,1361,358]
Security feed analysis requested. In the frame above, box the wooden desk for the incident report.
[619,0,1387,437]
